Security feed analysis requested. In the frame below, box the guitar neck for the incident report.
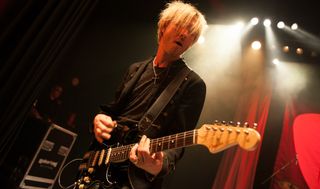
[78,122,261,188]
[86,123,260,167]
[109,129,197,162]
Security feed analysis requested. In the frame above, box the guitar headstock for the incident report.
[197,121,261,153]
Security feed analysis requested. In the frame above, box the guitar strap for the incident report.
[138,65,191,132]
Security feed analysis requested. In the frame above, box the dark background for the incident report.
[1,0,319,188]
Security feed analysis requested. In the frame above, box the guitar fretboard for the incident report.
[89,129,198,166]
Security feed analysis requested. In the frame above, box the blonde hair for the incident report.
[157,0,207,43]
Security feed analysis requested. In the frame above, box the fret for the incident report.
[185,130,195,146]
[161,137,164,151]
[116,148,121,162]
[154,138,159,152]
[176,133,184,148]
[124,146,130,160]
[153,138,157,153]
[120,146,125,161]
[162,136,170,151]
[158,138,163,152]
[175,133,178,148]
[151,139,156,154]
[168,135,175,149]
[111,149,120,162]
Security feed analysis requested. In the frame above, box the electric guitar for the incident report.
[75,122,261,189]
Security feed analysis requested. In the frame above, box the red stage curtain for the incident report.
[212,72,272,189]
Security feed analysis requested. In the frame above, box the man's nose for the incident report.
[179,29,189,39]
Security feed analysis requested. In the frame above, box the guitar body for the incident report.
[77,131,131,188]
[76,126,155,189]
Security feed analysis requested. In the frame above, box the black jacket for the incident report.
[100,57,206,189]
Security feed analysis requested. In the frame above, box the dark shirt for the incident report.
[106,58,205,124]
[121,61,169,122]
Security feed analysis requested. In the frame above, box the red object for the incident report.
[293,113,320,189]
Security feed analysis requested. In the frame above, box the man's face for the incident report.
[159,22,197,59]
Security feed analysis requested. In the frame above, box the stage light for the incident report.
[251,41,261,50]
[235,21,245,29]
[283,46,289,53]
[250,17,259,25]
[291,23,298,30]
[296,48,303,55]
[263,19,271,27]
[277,21,285,29]
[272,58,280,65]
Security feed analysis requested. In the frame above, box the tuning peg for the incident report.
[222,120,226,124]
[214,120,219,124]
[236,122,241,127]
[253,123,258,129]
[228,121,234,126]
[244,122,249,127]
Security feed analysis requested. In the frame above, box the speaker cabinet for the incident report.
[19,123,77,189]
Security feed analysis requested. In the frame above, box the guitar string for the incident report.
[107,127,239,155]
[109,126,245,153]
[97,127,246,163]
[107,130,198,162]
[93,127,251,163]
[89,131,197,164]
[102,127,247,156]
[110,130,196,152]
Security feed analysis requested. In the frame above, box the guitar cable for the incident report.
[57,158,83,189]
